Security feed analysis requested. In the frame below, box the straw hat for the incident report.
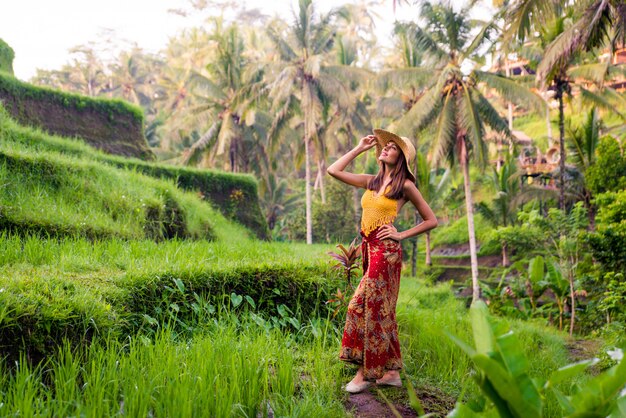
[373,128,416,182]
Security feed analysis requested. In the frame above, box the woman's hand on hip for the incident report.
[357,135,377,152]
[377,224,402,241]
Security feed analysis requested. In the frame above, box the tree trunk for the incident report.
[411,236,417,277]
[569,272,576,337]
[305,136,313,244]
[347,124,360,234]
[318,159,326,204]
[502,242,509,267]
[461,139,481,303]
[546,103,553,145]
[558,85,566,211]
[425,231,432,266]
[505,59,513,130]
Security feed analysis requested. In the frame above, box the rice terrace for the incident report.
[0,0,625,416]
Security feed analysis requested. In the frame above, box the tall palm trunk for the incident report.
[461,138,480,302]
[557,81,566,211]
[569,269,576,337]
[425,231,432,266]
[305,135,313,244]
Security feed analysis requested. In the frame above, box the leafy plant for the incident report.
[327,236,361,289]
[447,300,626,417]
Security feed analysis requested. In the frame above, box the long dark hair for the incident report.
[366,148,409,200]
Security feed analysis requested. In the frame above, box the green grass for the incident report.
[0,114,253,240]
[0,234,340,362]
[0,271,590,417]
[0,318,347,417]
[0,106,269,239]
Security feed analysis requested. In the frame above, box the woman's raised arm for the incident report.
[327,135,377,188]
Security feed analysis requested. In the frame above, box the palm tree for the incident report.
[386,1,545,302]
[265,0,353,244]
[504,0,626,210]
[181,18,264,172]
[565,107,602,226]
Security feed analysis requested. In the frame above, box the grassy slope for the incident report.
[0,106,254,241]
[0,106,269,239]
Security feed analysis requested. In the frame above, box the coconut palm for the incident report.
[504,0,626,210]
[265,0,355,244]
[180,18,265,172]
[106,47,161,108]
[386,1,545,302]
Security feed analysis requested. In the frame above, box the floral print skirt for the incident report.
[339,227,403,380]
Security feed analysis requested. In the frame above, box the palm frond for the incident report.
[578,86,626,119]
[503,0,557,43]
[408,25,448,64]
[431,89,457,167]
[322,65,373,86]
[266,25,297,61]
[567,61,610,85]
[301,81,323,139]
[317,73,351,110]
[394,70,449,134]
[182,120,220,165]
[375,68,435,93]
[373,97,405,118]
[459,85,488,168]
[462,14,500,60]
[537,0,611,83]
[189,70,227,101]
[215,112,237,156]
[268,66,298,109]
[471,88,511,137]
[474,70,545,113]
[311,10,337,55]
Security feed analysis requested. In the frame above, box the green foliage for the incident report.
[284,181,358,244]
[0,235,338,362]
[0,39,14,75]
[0,73,152,159]
[598,272,626,326]
[585,136,626,195]
[489,222,544,259]
[430,213,493,248]
[586,190,626,276]
[448,300,626,417]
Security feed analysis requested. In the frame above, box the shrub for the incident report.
[0,39,14,75]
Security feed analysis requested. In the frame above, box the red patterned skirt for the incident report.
[339,227,403,380]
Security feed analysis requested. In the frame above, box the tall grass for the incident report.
[0,315,346,417]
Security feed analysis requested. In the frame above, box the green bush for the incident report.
[0,39,14,75]
[586,136,626,195]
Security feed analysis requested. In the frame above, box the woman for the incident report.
[327,129,438,393]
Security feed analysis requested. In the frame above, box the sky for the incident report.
[1,0,430,81]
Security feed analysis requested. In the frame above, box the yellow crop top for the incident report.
[361,188,398,236]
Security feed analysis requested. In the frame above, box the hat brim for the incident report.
[373,129,416,182]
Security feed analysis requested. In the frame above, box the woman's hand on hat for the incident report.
[357,135,377,152]
[377,224,401,241]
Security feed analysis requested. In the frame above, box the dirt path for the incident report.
[344,384,455,418]
[345,391,418,418]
